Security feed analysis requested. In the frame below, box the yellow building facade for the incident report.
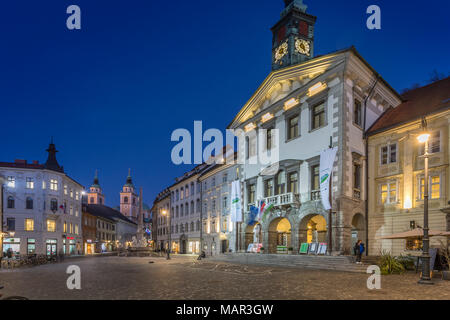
[367,78,450,256]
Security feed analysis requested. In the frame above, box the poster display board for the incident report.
[299,243,309,254]
[308,242,319,254]
[317,243,327,255]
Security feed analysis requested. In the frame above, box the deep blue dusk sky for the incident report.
[1,1,449,207]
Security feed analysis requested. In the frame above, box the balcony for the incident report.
[263,192,297,207]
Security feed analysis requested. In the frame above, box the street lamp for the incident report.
[417,122,433,285]
[162,209,171,260]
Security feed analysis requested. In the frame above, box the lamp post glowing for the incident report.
[417,128,433,285]
[162,209,171,260]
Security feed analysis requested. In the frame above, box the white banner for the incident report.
[320,147,338,210]
[230,180,242,222]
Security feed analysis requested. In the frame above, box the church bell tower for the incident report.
[271,0,317,71]
[120,169,139,222]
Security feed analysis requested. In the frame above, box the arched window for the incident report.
[191,222,194,232]
[176,206,179,218]
[26,197,33,210]
[7,196,14,209]
[196,220,200,231]
[196,199,200,213]
[124,196,129,203]
[185,223,189,232]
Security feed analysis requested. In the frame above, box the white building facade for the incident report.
[228,1,402,255]
[1,143,84,257]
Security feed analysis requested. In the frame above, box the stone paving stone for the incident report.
[0,255,449,300]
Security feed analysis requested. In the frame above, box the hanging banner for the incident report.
[320,147,338,210]
[230,180,242,222]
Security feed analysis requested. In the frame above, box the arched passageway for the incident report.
[351,213,366,249]
[299,214,327,244]
[268,218,292,254]
[245,223,262,250]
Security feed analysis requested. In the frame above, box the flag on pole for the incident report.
[230,180,242,222]
[261,203,274,222]
[248,205,259,226]
[257,200,266,222]
[320,147,338,210]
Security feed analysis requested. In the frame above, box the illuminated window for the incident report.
[70,223,73,234]
[381,182,397,204]
[50,179,58,191]
[419,175,440,200]
[248,184,256,204]
[75,192,79,200]
[419,131,441,155]
[42,180,46,189]
[25,219,34,231]
[7,176,15,188]
[26,178,34,189]
[47,220,56,232]
[288,172,298,194]
[64,185,68,195]
[64,222,67,233]
[264,179,274,197]
[311,165,320,191]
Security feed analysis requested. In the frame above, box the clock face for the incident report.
[295,38,311,56]
[274,42,288,64]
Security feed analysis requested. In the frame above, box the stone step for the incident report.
[209,253,371,273]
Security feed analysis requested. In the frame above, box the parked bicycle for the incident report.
[0,285,28,300]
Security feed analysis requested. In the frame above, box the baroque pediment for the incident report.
[229,49,348,128]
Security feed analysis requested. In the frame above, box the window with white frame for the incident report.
[419,130,441,155]
[64,185,68,195]
[380,144,397,165]
[50,179,58,191]
[418,174,441,200]
[42,180,46,189]
[26,177,34,189]
[7,176,15,188]
[380,181,397,204]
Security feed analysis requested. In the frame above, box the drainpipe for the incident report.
[363,75,379,256]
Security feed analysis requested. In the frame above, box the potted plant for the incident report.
[288,247,293,255]
[260,247,265,254]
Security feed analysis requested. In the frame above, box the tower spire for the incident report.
[44,139,64,172]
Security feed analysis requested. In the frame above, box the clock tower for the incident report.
[271,0,317,70]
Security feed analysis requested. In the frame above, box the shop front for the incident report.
[3,238,21,257]
[46,239,57,257]
[85,239,94,255]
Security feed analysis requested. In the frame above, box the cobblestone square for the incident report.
[1,256,449,300]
